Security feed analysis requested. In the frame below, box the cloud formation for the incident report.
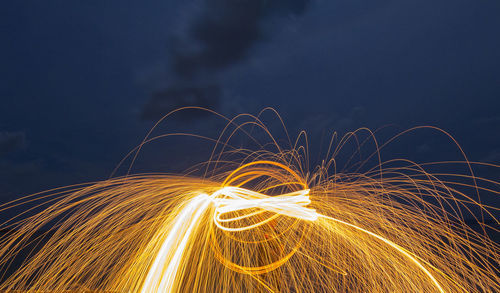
[141,0,310,121]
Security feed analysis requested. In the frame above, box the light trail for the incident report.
[142,186,317,292]
[317,214,444,293]
[0,112,498,292]
[0,163,497,292]
[141,185,444,293]
[212,187,317,230]
[141,193,211,293]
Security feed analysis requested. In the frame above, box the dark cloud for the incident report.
[141,0,310,121]
[0,132,26,156]
[141,84,221,121]
[171,2,261,78]
[172,0,310,78]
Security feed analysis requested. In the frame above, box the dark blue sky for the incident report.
[1,0,499,211]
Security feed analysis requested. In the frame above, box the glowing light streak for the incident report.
[141,187,316,292]
[0,112,498,292]
[318,214,445,293]
[212,187,317,231]
[141,184,444,293]
[141,193,211,293]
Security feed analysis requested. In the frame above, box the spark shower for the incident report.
[0,109,498,292]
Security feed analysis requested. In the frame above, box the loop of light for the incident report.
[142,183,444,293]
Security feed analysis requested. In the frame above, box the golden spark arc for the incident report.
[0,111,498,292]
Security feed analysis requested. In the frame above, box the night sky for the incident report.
[1,0,499,214]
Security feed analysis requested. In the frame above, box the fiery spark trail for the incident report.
[142,185,445,293]
[0,112,498,292]
[141,193,211,293]
[141,186,317,293]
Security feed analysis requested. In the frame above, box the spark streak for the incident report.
[142,186,317,292]
[0,112,498,292]
[141,185,445,293]
[141,194,211,293]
